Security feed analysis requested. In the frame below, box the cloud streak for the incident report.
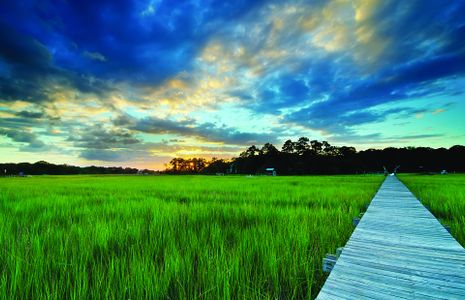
[117,114,278,145]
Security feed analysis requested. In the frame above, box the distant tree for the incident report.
[169,158,176,171]
[0,161,144,175]
[322,141,331,154]
[295,137,310,155]
[8,141,464,176]
[281,139,295,154]
[261,143,279,156]
[450,145,465,152]
[169,158,184,172]
[339,146,356,157]
[192,158,207,172]
[203,158,230,174]
[310,140,323,154]
[322,142,340,156]
[240,145,259,158]
[231,139,465,174]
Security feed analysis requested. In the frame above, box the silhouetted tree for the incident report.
[295,137,310,155]
[0,161,145,175]
[4,141,464,176]
[203,158,230,174]
[240,145,259,158]
[310,140,323,155]
[281,139,295,154]
[227,140,465,175]
[339,146,356,157]
[261,143,279,156]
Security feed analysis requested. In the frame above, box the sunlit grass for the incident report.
[399,174,465,247]
[0,175,383,299]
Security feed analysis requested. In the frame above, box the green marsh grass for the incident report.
[399,174,465,247]
[0,175,383,299]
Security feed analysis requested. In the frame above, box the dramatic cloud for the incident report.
[69,126,141,150]
[0,128,50,152]
[0,20,115,106]
[118,114,278,145]
[1,0,464,169]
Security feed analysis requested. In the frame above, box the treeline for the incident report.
[3,140,465,176]
[0,161,157,176]
[166,138,465,175]
[165,157,230,174]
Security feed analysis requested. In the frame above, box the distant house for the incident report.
[265,167,277,176]
[441,169,448,175]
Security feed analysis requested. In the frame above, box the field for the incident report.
[399,174,465,247]
[0,175,384,299]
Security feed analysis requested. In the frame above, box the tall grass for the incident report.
[0,175,383,299]
[399,174,465,247]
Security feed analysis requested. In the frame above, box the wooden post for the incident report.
[323,254,337,273]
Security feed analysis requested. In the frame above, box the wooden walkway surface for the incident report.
[317,175,465,299]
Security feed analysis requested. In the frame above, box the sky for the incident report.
[0,0,464,170]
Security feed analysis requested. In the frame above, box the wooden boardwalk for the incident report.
[317,175,465,299]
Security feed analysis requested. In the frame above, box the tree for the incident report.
[281,139,295,154]
[295,137,310,155]
[339,146,356,157]
[203,158,229,174]
[310,140,323,154]
[169,158,185,172]
[261,143,279,156]
[322,141,333,155]
[240,145,259,158]
[192,158,207,172]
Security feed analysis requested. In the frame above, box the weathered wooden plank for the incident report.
[333,257,465,291]
[317,176,465,299]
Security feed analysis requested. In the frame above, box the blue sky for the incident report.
[0,0,464,169]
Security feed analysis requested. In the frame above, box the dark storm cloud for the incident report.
[67,125,144,161]
[0,20,115,103]
[0,22,51,70]
[0,21,53,102]
[15,110,45,119]
[68,126,141,150]
[0,0,269,88]
[0,116,44,130]
[0,104,61,129]
[121,115,277,145]
[0,128,49,151]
